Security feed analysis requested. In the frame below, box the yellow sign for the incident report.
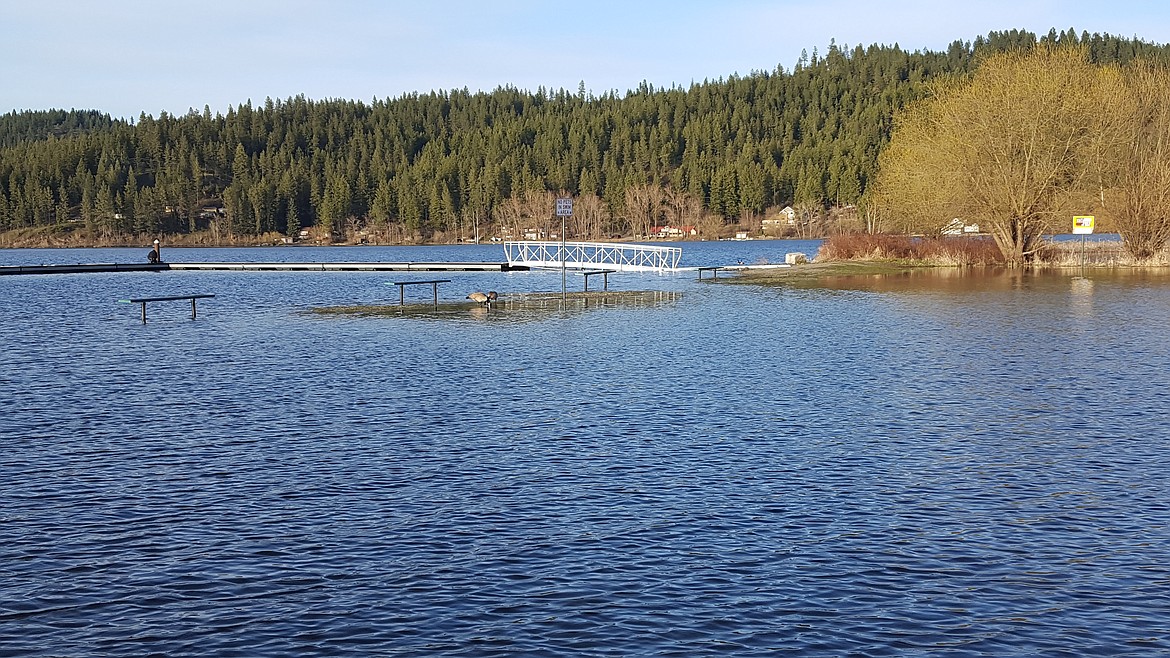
[1073,215,1095,235]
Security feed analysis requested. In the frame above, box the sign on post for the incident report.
[555,197,572,299]
[556,197,573,217]
[1073,215,1095,235]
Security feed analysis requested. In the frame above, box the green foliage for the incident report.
[0,109,120,149]
[2,29,1168,239]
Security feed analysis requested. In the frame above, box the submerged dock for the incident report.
[0,262,528,276]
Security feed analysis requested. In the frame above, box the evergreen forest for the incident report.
[2,28,1169,246]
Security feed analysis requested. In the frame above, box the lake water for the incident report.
[3,240,1170,657]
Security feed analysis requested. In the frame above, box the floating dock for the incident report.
[0,262,527,276]
[0,263,169,275]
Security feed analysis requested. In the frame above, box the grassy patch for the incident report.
[817,234,1005,265]
[0,224,86,247]
[723,260,927,285]
[310,290,683,320]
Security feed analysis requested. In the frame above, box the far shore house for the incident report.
[761,206,797,234]
[198,205,225,220]
[942,218,981,235]
[651,224,697,238]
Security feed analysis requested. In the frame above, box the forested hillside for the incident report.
[2,28,1167,245]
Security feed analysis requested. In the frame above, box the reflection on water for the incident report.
[779,265,1170,294]
[493,290,682,314]
[312,290,682,324]
[1070,276,1094,317]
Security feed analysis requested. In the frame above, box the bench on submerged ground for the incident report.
[386,279,452,308]
[581,270,612,292]
[119,294,215,324]
[697,266,723,280]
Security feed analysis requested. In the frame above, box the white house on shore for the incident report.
[942,218,981,235]
[651,225,697,238]
[761,206,798,234]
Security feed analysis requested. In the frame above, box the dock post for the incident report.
[191,297,197,320]
[400,285,405,306]
[432,282,439,309]
[141,301,148,324]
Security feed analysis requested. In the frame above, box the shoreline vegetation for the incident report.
[813,233,1170,268]
[0,225,287,249]
[5,225,1167,271]
[868,47,1170,266]
[733,234,1170,285]
[0,223,715,249]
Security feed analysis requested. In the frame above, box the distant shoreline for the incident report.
[0,228,813,250]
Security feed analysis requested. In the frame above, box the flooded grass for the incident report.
[310,289,683,320]
[722,259,1170,293]
[817,234,1006,265]
[723,260,927,286]
[724,241,1170,291]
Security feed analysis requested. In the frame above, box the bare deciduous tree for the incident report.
[494,189,555,238]
[623,184,664,238]
[872,46,1128,265]
[1102,60,1170,260]
[571,193,609,240]
[792,201,823,239]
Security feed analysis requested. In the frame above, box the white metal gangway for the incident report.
[503,241,682,273]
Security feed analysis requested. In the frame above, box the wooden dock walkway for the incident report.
[0,262,527,276]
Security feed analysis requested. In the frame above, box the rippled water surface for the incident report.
[3,242,1170,656]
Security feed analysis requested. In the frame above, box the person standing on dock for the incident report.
[147,239,162,263]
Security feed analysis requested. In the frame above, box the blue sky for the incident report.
[3,0,1168,119]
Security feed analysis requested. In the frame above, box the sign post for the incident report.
[1073,215,1094,268]
[556,197,573,299]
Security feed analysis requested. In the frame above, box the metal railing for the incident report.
[503,241,682,272]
